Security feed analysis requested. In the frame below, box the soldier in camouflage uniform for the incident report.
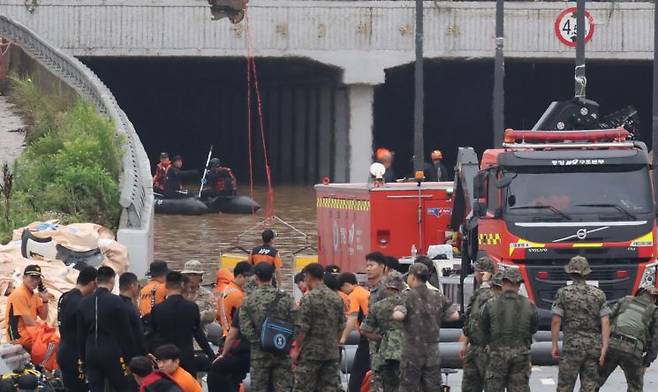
[393,263,459,392]
[460,256,495,392]
[490,271,503,296]
[551,256,611,392]
[480,268,538,392]
[181,260,217,330]
[360,271,405,392]
[293,263,346,392]
[598,285,658,391]
[239,262,296,392]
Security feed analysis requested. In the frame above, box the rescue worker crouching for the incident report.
[598,285,658,391]
[129,355,182,392]
[153,152,171,194]
[202,157,238,199]
[6,265,54,352]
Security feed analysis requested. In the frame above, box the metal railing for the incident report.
[0,14,152,230]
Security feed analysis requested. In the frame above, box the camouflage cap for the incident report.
[408,262,429,279]
[502,268,523,284]
[474,256,494,273]
[384,271,405,291]
[564,256,592,276]
[491,271,503,287]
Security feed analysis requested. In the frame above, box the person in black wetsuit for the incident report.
[164,155,198,198]
[207,307,250,392]
[150,271,216,376]
[57,266,97,392]
[118,272,146,362]
[77,266,135,392]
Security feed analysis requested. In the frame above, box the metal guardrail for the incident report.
[0,14,152,229]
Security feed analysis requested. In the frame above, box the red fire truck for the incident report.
[463,127,656,324]
[316,125,656,326]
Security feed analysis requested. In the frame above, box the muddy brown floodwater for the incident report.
[154,185,318,291]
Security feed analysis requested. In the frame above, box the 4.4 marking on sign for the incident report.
[554,7,595,47]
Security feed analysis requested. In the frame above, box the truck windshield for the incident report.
[504,165,652,218]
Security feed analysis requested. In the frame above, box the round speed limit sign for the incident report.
[554,7,595,47]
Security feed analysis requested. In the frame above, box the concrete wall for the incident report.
[1,1,655,86]
[3,44,78,103]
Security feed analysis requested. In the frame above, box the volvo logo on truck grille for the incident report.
[553,226,609,243]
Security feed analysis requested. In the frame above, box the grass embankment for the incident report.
[0,76,124,243]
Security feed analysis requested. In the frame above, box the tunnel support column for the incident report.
[347,84,375,182]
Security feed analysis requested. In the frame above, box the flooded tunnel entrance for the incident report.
[374,59,653,178]
[81,57,344,185]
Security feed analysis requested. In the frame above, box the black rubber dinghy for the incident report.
[154,194,209,215]
[205,195,261,214]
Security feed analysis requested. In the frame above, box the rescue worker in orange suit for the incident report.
[249,229,283,287]
[202,157,237,199]
[6,265,54,351]
[153,152,171,194]
[424,149,449,182]
[164,155,198,199]
[139,260,169,317]
[374,148,395,183]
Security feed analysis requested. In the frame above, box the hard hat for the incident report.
[209,157,221,167]
[502,268,523,284]
[564,256,592,276]
[375,148,393,162]
[474,256,494,273]
[431,150,443,160]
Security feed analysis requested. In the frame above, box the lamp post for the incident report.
[651,2,658,204]
[493,0,505,146]
[413,0,424,174]
[574,0,586,98]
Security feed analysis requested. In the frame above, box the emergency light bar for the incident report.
[503,128,631,144]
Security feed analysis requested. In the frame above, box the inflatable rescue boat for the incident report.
[154,193,260,215]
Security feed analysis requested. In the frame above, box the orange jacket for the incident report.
[215,268,234,294]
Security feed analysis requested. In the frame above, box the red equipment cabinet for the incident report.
[315,182,454,272]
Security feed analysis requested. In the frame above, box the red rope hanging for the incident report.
[249,56,274,218]
[244,7,275,217]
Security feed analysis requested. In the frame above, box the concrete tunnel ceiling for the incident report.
[81,57,653,185]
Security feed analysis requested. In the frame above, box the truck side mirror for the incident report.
[473,172,486,199]
[473,202,487,217]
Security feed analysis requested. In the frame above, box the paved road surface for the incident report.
[443,362,658,391]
